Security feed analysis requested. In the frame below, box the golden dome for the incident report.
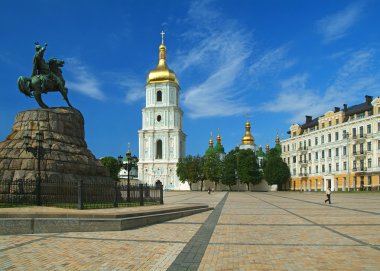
[146,34,179,85]
[266,144,270,152]
[242,121,254,145]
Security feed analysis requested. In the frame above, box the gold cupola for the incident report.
[241,121,254,145]
[266,144,270,152]
[146,31,179,86]
[209,132,214,147]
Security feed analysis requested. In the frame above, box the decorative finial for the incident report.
[127,142,131,155]
[160,31,165,44]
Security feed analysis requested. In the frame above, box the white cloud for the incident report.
[65,58,106,100]
[249,46,295,77]
[317,3,363,43]
[120,76,145,103]
[174,0,255,118]
[262,49,380,124]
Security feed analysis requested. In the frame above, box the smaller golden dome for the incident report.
[147,37,179,85]
[266,144,270,152]
[209,138,214,147]
[242,121,254,145]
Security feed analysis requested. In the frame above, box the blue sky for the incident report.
[1,0,379,158]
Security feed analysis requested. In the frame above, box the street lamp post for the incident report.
[24,132,51,206]
[118,143,138,203]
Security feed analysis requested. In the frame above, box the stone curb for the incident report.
[0,205,212,235]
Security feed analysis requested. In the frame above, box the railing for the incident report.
[0,179,163,209]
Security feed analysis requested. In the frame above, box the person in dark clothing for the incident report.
[324,187,331,204]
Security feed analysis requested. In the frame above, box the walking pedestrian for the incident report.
[324,187,331,204]
[208,187,211,195]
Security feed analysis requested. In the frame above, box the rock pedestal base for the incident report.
[0,108,112,184]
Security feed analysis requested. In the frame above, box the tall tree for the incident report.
[177,156,191,189]
[100,156,121,181]
[221,149,238,190]
[264,155,290,190]
[203,151,222,190]
[194,155,206,191]
[237,149,262,190]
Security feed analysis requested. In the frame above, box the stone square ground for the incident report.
[1,191,380,270]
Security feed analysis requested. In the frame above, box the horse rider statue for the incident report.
[18,42,73,108]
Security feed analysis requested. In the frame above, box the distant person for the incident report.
[324,187,331,204]
[208,187,211,195]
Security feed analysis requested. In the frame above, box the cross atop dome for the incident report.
[160,31,165,44]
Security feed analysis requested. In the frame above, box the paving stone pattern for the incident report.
[1,191,380,270]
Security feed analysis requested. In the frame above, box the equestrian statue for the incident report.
[18,42,73,108]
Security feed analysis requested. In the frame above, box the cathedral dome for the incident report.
[147,41,179,85]
[242,121,254,145]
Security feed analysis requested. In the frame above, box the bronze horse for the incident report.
[18,58,73,108]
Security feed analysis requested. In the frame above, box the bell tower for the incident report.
[137,32,188,190]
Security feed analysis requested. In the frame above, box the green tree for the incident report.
[194,155,206,191]
[177,156,191,188]
[100,156,121,181]
[221,149,238,190]
[237,149,262,190]
[264,155,291,190]
[203,151,222,190]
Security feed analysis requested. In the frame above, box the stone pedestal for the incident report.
[0,108,113,184]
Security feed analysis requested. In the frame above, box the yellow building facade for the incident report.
[281,96,380,191]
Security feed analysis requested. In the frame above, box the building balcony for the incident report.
[352,167,367,173]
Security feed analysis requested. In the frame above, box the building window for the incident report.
[368,176,372,186]
[322,150,325,159]
[329,121,332,126]
[315,152,318,160]
[343,162,347,170]
[321,135,324,144]
[336,163,339,172]
[367,124,371,134]
[322,123,325,128]
[328,164,332,173]
[293,156,296,163]
[335,132,339,141]
[353,144,357,154]
[335,148,339,156]
[156,140,162,159]
[328,134,331,142]
[157,115,161,122]
[287,145,290,151]
[315,137,318,145]
[156,90,162,102]
[308,139,311,146]
[378,139,380,149]
[328,149,332,158]
[322,165,325,172]
[287,157,290,164]
[368,158,372,168]
[359,126,364,138]
[360,143,364,154]
[367,142,372,151]
[315,165,319,173]
[378,122,380,132]
[336,118,339,124]
[353,128,357,137]
[343,146,347,155]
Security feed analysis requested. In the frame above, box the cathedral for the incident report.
[137,33,189,190]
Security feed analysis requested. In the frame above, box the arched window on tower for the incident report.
[157,91,162,102]
[156,140,162,159]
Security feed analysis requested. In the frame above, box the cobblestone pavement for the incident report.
[1,191,380,270]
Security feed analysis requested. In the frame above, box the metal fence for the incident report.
[0,179,163,209]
